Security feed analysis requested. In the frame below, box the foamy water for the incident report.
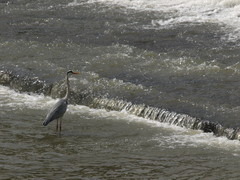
[1,85,240,154]
[0,85,55,110]
[69,0,240,41]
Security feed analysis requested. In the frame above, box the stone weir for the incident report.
[1,70,240,140]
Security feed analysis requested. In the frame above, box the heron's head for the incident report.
[67,70,80,75]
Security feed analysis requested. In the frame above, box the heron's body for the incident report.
[43,98,68,126]
[42,70,79,131]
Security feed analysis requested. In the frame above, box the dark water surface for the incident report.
[1,0,240,179]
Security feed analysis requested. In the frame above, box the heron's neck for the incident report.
[64,74,70,100]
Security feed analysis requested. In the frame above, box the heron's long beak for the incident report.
[73,72,80,74]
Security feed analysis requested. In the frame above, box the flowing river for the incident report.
[1,0,240,179]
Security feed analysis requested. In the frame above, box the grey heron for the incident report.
[42,70,79,131]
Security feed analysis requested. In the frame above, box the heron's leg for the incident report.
[60,118,62,132]
[56,119,59,132]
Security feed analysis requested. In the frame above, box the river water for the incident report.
[1,0,240,179]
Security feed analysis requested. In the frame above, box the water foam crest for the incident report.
[153,131,240,152]
[85,97,240,149]
[0,85,57,110]
[92,97,240,140]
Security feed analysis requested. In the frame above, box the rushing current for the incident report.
[1,0,240,179]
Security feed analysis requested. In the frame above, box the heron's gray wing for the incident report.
[43,99,68,126]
